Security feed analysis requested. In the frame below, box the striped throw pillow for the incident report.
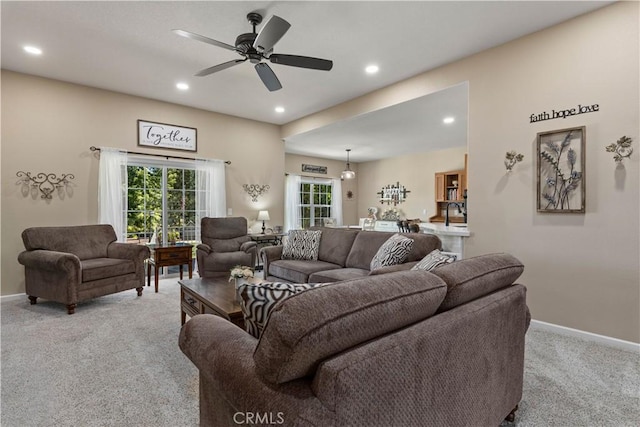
[411,249,457,271]
[238,281,329,338]
[281,230,322,261]
[370,233,414,272]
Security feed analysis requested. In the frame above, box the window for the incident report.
[126,163,202,245]
[299,181,333,228]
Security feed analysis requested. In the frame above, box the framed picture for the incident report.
[536,126,585,213]
[302,164,327,174]
[137,120,197,152]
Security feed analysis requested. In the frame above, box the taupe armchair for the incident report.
[196,217,257,278]
[18,224,150,314]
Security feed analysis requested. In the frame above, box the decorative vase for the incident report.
[234,277,249,289]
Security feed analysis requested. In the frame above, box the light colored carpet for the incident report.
[1,278,638,426]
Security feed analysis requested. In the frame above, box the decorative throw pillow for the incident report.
[281,230,322,261]
[370,233,414,271]
[238,281,329,338]
[411,249,457,271]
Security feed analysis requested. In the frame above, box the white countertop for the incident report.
[419,222,471,237]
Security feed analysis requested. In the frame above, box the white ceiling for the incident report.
[1,1,611,162]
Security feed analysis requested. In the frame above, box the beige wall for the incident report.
[284,153,358,226]
[357,146,466,221]
[1,71,284,296]
[283,3,640,342]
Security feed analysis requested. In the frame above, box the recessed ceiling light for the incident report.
[23,45,42,55]
[275,106,285,113]
[365,65,379,74]
[443,117,455,124]
[176,82,189,90]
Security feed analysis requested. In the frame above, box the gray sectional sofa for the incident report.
[260,227,442,283]
[180,252,530,426]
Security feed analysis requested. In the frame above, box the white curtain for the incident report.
[331,178,344,226]
[98,147,127,242]
[284,174,302,232]
[195,158,226,241]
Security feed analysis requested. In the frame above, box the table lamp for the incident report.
[257,210,270,234]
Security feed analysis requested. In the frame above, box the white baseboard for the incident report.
[1,293,26,302]
[531,319,640,353]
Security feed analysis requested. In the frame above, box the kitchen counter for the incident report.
[419,222,471,259]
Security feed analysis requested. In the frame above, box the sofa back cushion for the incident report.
[312,227,359,266]
[238,281,330,338]
[346,231,442,270]
[431,253,524,312]
[22,225,117,260]
[254,270,447,384]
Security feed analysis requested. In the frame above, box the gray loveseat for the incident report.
[180,252,529,426]
[261,227,442,283]
[18,224,150,314]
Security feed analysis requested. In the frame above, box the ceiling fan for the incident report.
[173,12,333,92]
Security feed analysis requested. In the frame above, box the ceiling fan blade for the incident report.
[195,59,247,77]
[172,29,237,52]
[253,15,291,53]
[255,63,282,92]
[269,54,333,71]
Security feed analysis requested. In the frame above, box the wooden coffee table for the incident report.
[179,275,261,329]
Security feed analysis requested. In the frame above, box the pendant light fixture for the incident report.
[340,149,356,180]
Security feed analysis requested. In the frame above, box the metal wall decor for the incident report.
[536,126,585,213]
[377,182,410,206]
[605,136,633,163]
[243,184,270,202]
[504,151,524,171]
[16,171,75,200]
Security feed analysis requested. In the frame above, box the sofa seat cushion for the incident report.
[254,270,447,384]
[370,233,414,271]
[269,259,341,283]
[238,281,330,338]
[308,268,369,283]
[431,253,524,312]
[81,258,135,282]
[313,227,359,266]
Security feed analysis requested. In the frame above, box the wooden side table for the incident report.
[147,243,193,293]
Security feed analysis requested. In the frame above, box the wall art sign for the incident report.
[529,103,599,124]
[137,120,197,152]
[302,164,327,174]
[536,126,585,213]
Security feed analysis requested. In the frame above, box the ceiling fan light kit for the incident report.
[173,12,333,92]
[341,149,356,180]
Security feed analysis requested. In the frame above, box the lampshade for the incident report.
[341,148,356,180]
[257,210,270,221]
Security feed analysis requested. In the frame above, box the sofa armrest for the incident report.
[179,315,327,421]
[368,261,418,276]
[260,245,283,276]
[18,250,81,277]
[240,241,257,253]
[196,243,212,254]
[107,242,150,261]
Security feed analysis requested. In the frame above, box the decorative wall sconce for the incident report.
[377,182,410,206]
[243,184,270,202]
[605,136,633,163]
[504,151,524,171]
[16,171,75,200]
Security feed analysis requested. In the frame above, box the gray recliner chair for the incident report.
[18,224,150,314]
[196,217,257,278]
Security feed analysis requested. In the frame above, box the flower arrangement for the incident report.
[381,208,403,221]
[229,265,254,282]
